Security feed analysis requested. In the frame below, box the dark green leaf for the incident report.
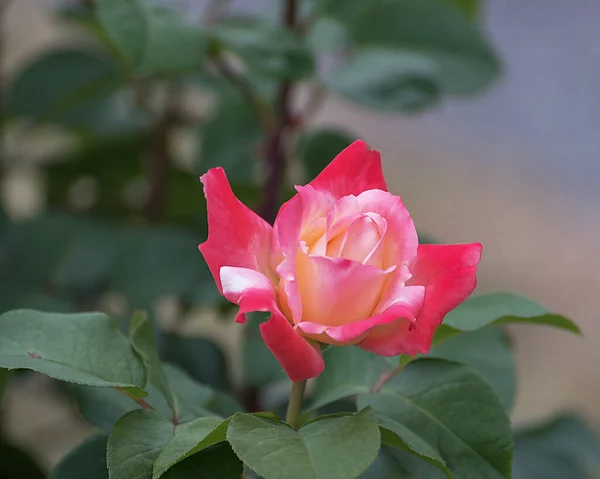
[308,347,390,411]
[358,359,513,478]
[164,443,243,479]
[227,408,381,479]
[199,96,261,184]
[429,326,516,410]
[50,434,109,479]
[297,129,354,181]
[153,416,225,478]
[443,292,581,334]
[212,20,314,80]
[0,440,46,479]
[159,333,229,391]
[130,311,178,415]
[0,368,13,403]
[443,0,480,18]
[513,414,600,479]
[96,0,208,74]
[360,447,416,478]
[352,0,501,94]
[0,310,146,393]
[107,410,173,479]
[243,313,287,388]
[5,49,125,131]
[325,49,441,113]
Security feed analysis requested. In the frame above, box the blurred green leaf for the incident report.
[0,440,46,479]
[358,359,513,479]
[297,129,354,181]
[165,443,243,479]
[514,414,600,479]
[360,447,416,478]
[5,49,126,131]
[110,227,211,308]
[159,333,229,391]
[0,368,12,403]
[212,20,315,80]
[429,326,516,410]
[107,410,173,479]
[49,434,109,479]
[442,292,581,334]
[199,96,261,184]
[96,0,209,74]
[130,311,179,416]
[444,0,480,18]
[352,0,501,94]
[0,310,146,394]
[308,347,390,412]
[325,49,441,113]
[243,313,287,388]
[227,408,380,479]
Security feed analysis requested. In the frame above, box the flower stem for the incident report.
[285,379,307,430]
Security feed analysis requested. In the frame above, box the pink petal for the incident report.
[308,140,388,198]
[261,310,325,382]
[199,168,275,293]
[220,266,324,381]
[408,243,483,341]
[296,249,393,327]
[356,189,418,271]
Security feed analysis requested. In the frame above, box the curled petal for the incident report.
[356,189,418,272]
[199,168,275,293]
[220,266,324,381]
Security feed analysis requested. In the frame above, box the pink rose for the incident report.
[199,140,482,382]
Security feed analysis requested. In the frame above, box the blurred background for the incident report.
[1,0,599,475]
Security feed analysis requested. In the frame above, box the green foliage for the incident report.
[439,292,581,338]
[5,49,126,132]
[243,313,287,388]
[429,326,516,409]
[308,347,390,411]
[513,414,600,479]
[358,359,513,478]
[96,0,208,75]
[163,443,243,479]
[0,368,12,402]
[0,310,146,393]
[297,129,354,181]
[107,410,174,479]
[212,20,315,81]
[226,408,381,479]
[50,434,109,479]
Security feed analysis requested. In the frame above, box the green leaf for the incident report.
[129,311,178,416]
[227,408,381,479]
[352,0,501,94]
[0,440,46,479]
[360,447,416,478]
[443,292,581,334]
[325,48,441,113]
[159,333,229,391]
[75,364,241,431]
[0,368,12,403]
[297,129,354,181]
[308,347,390,411]
[513,414,600,479]
[5,49,125,131]
[243,313,287,388]
[212,20,315,80]
[153,416,225,478]
[444,0,480,18]
[429,326,516,410]
[358,359,513,478]
[50,434,109,479]
[107,410,174,479]
[199,95,261,185]
[163,443,243,479]
[0,310,146,393]
[96,0,208,74]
